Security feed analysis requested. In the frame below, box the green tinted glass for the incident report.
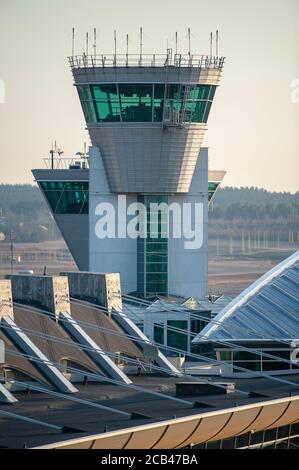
[137,195,168,297]
[91,84,118,100]
[167,320,188,352]
[208,181,220,202]
[203,101,212,122]
[153,84,165,122]
[40,181,89,214]
[119,84,152,122]
[95,100,120,122]
[197,85,211,100]
[208,182,219,191]
[81,101,97,123]
[77,83,216,124]
[77,85,93,101]
[154,323,164,345]
[191,101,207,122]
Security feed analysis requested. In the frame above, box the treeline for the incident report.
[0,184,59,243]
[210,187,299,243]
[211,187,298,221]
[0,184,298,243]
[211,186,299,207]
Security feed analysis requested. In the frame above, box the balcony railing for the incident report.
[43,157,89,170]
[68,53,225,70]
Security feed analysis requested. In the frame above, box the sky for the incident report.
[0,0,298,192]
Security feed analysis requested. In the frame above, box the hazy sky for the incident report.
[0,0,298,192]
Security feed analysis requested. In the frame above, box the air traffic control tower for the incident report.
[33,45,225,299]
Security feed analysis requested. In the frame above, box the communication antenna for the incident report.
[93,28,97,60]
[86,32,89,56]
[126,33,129,66]
[50,143,54,169]
[72,27,75,56]
[216,29,219,56]
[139,27,143,64]
[113,30,117,66]
[175,32,178,55]
[188,28,191,57]
[114,30,117,56]
[210,32,213,57]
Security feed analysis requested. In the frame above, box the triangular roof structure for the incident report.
[181,296,202,310]
[192,250,299,344]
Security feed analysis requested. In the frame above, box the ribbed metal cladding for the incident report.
[72,66,222,193]
[88,124,206,193]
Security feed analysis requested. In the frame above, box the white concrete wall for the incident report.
[89,147,137,293]
[89,146,208,298]
[168,148,208,298]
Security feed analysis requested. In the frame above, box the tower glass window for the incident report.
[40,181,89,214]
[76,84,216,124]
[119,84,152,122]
[77,85,97,123]
[208,181,220,201]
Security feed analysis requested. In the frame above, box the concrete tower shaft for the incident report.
[70,54,224,194]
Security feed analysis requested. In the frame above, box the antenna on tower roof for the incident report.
[93,28,97,60]
[188,28,191,57]
[210,32,213,57]
[216,29,219,56]
[86,32,89,56]
[175,32,178,55]
[72,27,75,56]
[126,33,129,66]
[139,27,143,65]
[114,30,117,65]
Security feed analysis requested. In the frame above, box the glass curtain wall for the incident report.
[208,181,220,202]
[77,84,216,124]
[137,195,168,297]
[40,181,89,214]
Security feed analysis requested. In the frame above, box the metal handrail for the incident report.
[68,53,225,70]
[43,157,89,170]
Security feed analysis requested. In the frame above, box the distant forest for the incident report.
[0,184,298,243]
[210,187,299,246]
[0,184,58,243]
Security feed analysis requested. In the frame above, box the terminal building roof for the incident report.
[193,250,299,344]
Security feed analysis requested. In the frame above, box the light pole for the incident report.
[10,227,14,276]
[0,209,6,275]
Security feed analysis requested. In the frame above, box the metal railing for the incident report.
[43,157,89,170]
[68,53,225,70]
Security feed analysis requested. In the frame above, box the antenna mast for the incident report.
[50,143,54,170]
[188,28,191,57]
[114,30,117,65]
[126,33,129,66]
[93,28,97,60]
[72,27,75,56]
[210,32,213,57]
[86,32,89,56]
[216,29,219,56]
[175,32,178,55]
[139,27,143,65]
